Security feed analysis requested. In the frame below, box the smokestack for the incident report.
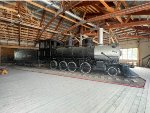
[98,28,103,45]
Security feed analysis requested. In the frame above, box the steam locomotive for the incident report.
[39,38,138,77]
[13,38,138,77]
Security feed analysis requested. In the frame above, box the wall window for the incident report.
[120,48,138,60]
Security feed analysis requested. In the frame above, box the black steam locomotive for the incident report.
[13,38,138,77]
[39,38,138,77]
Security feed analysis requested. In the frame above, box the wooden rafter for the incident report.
[36,10,46,41]
[93,4,107,14]
[50,17,63,39]
[0,17,71,36]
[62,2,150,34]
[115,29,135,34]
[0,45,38,49]
[88,2,150,22]
[25,1,89,27]
[74,1,102,8]
[0,5,17,13]
[99,0,123,23]
[85,12,103,19]
[83,32,97,36]
[38,16,56,39]
[1,1,150,45]
[37,1,83,39]
[119,35,150,39]
[64,1,83,11]
[105,20,150,29]
[129,10,150,15]
[115,28,149,35]
[111,1,130,41]
[60,35,67,42]
[121,1,132,23]
[106,23,118,43]
[125,15,131,23]
[134,26,150,32]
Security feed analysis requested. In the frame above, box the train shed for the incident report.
[0,0,150,113]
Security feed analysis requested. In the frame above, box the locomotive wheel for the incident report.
[50,60,57,69]
[59,61,68,71]
[80,62,91,74]
[68,62,77,72]
[107,66,118,76]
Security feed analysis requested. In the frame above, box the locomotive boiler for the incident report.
[56,45,120,61]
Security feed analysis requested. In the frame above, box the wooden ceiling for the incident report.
[0,0,150,47]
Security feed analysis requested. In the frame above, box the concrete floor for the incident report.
[0,67,150,113]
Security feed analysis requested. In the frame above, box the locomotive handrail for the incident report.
[142,54,150,66]
[145,58,150,68]
[142,54,150,60]
[101,52,112,61]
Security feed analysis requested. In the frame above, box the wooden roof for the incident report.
[0,1,149,47]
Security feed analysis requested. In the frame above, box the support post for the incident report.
[80,34,82,47]
[138,40,141,66]
[0,46,1,65]
[98,28,103,45]
[18,24,21,46]
[17,1,21,46]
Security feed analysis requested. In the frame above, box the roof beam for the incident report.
[134,26,150,32]
[25,1,89,29]
[100,1,114,12]
[99,0,123,23]
[38,1,82,39]
[106,23,118,43]
[121,1,133,23]
[93,4,108,14]
[0,5,17,13]
[0,45,38,50]
[84,32,97,36]
[105,20,150,29]
[64,1,83,11]
[37,1,82,39]
[128,9,150,15]
[87,2,150,22]
[38,16,57,39]
[0,17,71,36]
[50,17,63,39]
[74,1,102,8]
[115,29,135,35]
[119,35,150,39]
[36,10,46,41]
[62,2,150,33]
[118,38,139,42]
